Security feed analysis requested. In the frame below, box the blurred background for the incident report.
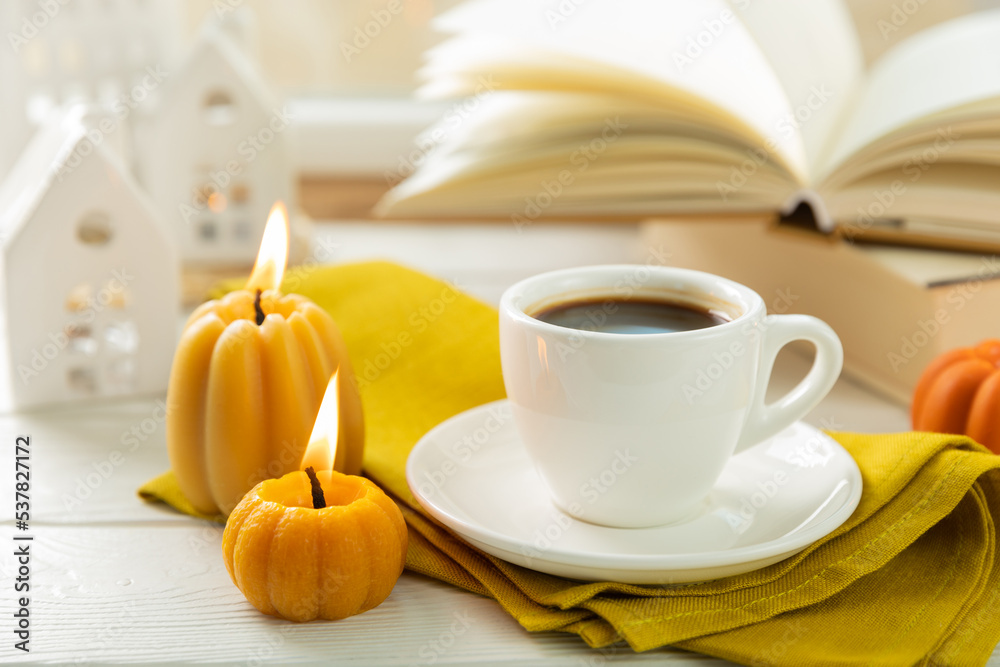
[2,0,1000,410]
[3,0,1000,220]
[177,0,1000,94]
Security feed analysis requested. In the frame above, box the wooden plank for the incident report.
[178,220,647,306]
[300,176,390,221]
[0,523,722,664]
[296,175,777,226]
[0,398,182,525]
[313,220,644,276]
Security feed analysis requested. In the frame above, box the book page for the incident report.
[432,0,811,183]
[826,9,1000,172]
[379,90,799,219]
[731,0,864,176]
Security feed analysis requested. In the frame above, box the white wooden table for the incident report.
[1,222,995,665]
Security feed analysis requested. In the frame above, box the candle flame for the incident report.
[300,370,340,472]
[246,201,289,293]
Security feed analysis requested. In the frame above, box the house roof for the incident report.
[0,105,92,250]
[154,22,279,119]
[0,104,173,251]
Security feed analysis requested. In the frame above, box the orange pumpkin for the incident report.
[222,468,407,622]
[912,339,1000,454]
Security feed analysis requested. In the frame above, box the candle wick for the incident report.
[254,289,265,326]
[305,466,326,509]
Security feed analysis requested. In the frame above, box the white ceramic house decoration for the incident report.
[0,106,179,411]
[137,24,295,265]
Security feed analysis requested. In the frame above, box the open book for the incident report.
[378,0,1000,250]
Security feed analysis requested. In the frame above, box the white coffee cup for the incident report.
[499,265,843,529]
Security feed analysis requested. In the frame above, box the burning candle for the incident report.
[223,376,407,622]
[166,202,364,516]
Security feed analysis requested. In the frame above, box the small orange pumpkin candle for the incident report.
[223,376,407,622]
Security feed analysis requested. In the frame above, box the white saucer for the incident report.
[407,400,862,584]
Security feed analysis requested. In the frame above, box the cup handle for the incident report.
[734,314,844,454]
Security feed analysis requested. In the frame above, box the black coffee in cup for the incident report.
[532,296,730,334]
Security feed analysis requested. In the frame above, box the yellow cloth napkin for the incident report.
[140,261,1000,666]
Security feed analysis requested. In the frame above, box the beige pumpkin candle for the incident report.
[166,202,364,515]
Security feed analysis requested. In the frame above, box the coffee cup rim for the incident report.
[500,265,765,340]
